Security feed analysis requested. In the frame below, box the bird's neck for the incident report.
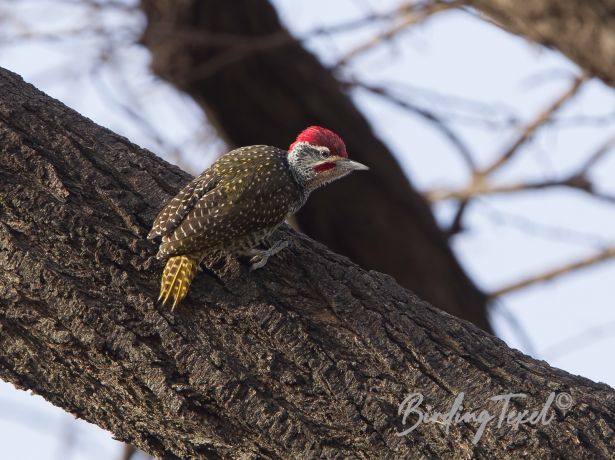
[289,142,338,196]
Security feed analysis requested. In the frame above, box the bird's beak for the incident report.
[338,158,369,171]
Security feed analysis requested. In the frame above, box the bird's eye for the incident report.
[320,149,329,158]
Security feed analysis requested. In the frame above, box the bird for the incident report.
[148,126,369,309]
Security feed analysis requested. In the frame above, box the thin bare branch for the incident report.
[182,32,292,84]
[490,299,537,356]
[180,2,460,83]
[425,119,615,211]
[444,199,470,238]
[476,199,613,248]
[541,318,615,361]
[592,192,615,204]
[488,247,615,298]
[479,74,588,177]
[145,2,431,48]
[351,80,477,171]
[336,1,462,67]
[120,444,139,460]
[426,173,593,201]
[579,132,615,174]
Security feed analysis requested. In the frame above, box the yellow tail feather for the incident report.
[158,255,198,309]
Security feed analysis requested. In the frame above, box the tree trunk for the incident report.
[139,0,491,332]
[465,0,615,87]
[1,67,614,459]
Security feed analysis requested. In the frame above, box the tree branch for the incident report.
[426,173,593,201]
[479,74,587,177]
[1,67,615,458]
[462,0,615,87]
[349,80,478,172]
[426,129,615,204]
[335,0,463,67]
[488,247,615,298]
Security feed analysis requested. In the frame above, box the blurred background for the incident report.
[1,0,614,458]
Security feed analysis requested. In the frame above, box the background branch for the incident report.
[488,247,615,298]
[335,0,462,67]
[478,74,587,177]
[462,0,615,88]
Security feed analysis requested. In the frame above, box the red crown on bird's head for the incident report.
[289,126,348,158]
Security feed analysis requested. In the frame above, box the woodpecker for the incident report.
[148,126,368,308]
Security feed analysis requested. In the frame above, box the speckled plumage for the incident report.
[149,126,368,308]
[150,145,304,258]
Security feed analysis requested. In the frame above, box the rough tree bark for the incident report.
[139,0,491,332]
[464,0,615,87]
[1,68,615,459]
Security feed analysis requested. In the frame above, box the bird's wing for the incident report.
[157,147,298,256]
[147,169,219,240]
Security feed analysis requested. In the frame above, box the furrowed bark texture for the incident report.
[1,68,615,459]
[465,0,615,87]
[139,0,491,332]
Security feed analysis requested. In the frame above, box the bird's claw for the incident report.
[247,240,289,271]
[249,255,268,271]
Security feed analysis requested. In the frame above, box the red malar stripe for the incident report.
[313,162,336,173]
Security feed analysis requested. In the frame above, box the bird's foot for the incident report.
[245,239,289,271]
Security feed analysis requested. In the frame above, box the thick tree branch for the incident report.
[1,67,615,458]
[139,0,490,332]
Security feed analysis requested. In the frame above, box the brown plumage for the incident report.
[148,126,368,308]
